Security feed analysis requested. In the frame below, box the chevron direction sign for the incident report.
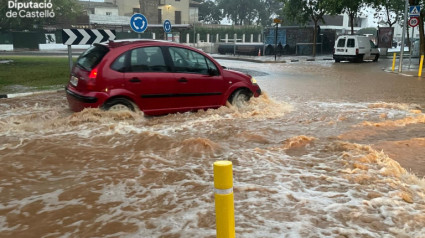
[62,29,116,45]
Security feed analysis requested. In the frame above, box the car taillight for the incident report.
[87,68,98,91]
[89,68,98,79]
[356,49,359,55]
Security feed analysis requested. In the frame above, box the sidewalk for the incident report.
[211,53,334,63]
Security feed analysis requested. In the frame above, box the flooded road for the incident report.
[1,59,425,237]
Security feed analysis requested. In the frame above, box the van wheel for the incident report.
[335,59,340,63]
[229,89,252,108]
[102,98,135,111]
[373,54,379,62]
[356,55,364,63]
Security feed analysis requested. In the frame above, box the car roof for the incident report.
[102,39,183,48]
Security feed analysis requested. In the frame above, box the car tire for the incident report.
[229,89,252,108]
[102,98,135,111]
[356,55,364,63]
[335,59,341,63]
[373,54,379,62]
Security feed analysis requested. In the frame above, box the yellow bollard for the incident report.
[419,55,424,77]
[392,52,396,72]
[214,160,235,238]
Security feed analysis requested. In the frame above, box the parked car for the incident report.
[65,39,261,115]
[333,35,380,63]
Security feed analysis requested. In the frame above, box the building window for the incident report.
[158,9,162,23]
[106,12,112,16]
[175,11,181,24]
[175,0,180,1]
[133,8,140,13]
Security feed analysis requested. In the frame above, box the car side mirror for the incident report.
[208,68,219,76]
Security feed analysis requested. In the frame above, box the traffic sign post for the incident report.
[163,20,172,41]
[409,17,419,27]
[409,5,420,16]
[130,13,148,33]
[62,29,116,72]
[163,20,172,33]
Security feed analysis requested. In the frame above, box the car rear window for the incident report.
[76,45,109,71]
[337,39,346,47]
[347,39,355,48]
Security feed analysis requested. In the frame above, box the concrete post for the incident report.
[186,33,190,44]
[225,34,228,43]
[250,34,253,43]
[242,34,245,43]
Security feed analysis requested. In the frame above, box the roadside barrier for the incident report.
[392,52,397,72]
[214,160,235,238]
[419,55,424,77]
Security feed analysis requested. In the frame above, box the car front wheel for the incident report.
[229,89,252,108]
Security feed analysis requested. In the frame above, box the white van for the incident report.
[333,35,380,63]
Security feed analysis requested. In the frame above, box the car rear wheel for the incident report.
[373,54,379,62]
[229,89,252,108]
[102,98,135,111]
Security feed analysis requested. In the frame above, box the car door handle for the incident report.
[129,77,141,83]
[178,78,188,83]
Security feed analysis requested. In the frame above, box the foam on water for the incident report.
[1,92,425,237]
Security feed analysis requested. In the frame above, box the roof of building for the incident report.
[79,1,118,9]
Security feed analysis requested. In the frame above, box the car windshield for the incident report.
[76,45,109,71]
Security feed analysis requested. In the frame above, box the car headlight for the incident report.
[250,77,257,84]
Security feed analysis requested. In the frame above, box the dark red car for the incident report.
[65,40,261,115]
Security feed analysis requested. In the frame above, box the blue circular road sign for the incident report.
[130,13,148,33]
[163,20,172,33]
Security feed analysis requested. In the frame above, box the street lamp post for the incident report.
[399,0,409,73]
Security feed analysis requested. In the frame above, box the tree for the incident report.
[282,0,337,56]
[335,0,366,35]
[257,0,283,26]
[0,0,82,30]
[368,0,404,27]
[198,0,223,24]
[217,0,261,25]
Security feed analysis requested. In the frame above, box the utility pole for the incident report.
[399,0,409,73]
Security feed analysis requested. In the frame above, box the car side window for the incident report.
[129,47,168,72]
[369,40,376,48]
[168,47,210,75]
[111,53,127,72]
[337,39,346,47]
[347,39,355,48]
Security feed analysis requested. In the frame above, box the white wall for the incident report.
[94,7,119,16]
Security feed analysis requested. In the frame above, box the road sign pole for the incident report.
[67,45,73,72]
[275,23,278,61]
[399,0,409,73]
[409,26,414,68]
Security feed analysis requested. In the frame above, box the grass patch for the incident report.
[0,56,75,94]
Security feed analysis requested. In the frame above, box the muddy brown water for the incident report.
[1,59,424,237]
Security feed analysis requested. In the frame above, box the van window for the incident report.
[347,39,355,48]
[337,39,346,47]
[76,45,109,71]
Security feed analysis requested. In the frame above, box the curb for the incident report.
[213,56,335,63]
[0,89,64,99]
